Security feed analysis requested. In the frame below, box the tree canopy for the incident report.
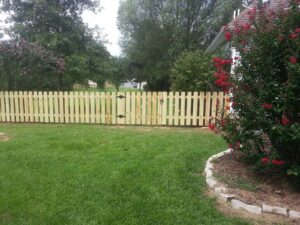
[118,0,242,91]
[0,0,110,91]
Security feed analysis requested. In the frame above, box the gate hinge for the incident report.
[117,95,126,99]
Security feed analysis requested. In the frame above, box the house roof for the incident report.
[206,0,289,53]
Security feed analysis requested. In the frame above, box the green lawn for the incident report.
[0,124,250,225]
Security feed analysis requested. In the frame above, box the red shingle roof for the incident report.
[227,0,289,29]
[206,0,290,53]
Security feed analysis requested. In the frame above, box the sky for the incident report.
[82,0,122,56]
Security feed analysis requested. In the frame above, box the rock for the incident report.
[205,167,213,178]
[214,187,227,194]
[209,149,232,162]
[262,204,287,216]
[231,199,262,214]
[289,210,300,219]
[218,193,236,202]
[214,187,235,202]
[206,161,213,170]
[206,177,218,189]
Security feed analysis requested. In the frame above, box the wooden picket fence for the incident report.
[0,91,229,127]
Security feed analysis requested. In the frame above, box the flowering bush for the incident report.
[212,1,300,179]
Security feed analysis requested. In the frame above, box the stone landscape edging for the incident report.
[205,149,300,219]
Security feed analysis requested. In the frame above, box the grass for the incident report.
[0,124,250,225]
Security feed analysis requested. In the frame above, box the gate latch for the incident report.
[116,115,126,118]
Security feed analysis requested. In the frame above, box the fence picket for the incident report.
[23,91,29,122]
[199,92,205,126]
[168,92,173,126]
[95,92,100,124]
[0,92,5,122]
[106,92,112,124]
[74,92,80,123]
[100,92,105,124]
[13,91,18,122]
[180,92,185,126]
[205,92,212,126]
[111,92,116,125]
[43,92,49,123]
[152,92,157,125]
[211,92,218,120]
[125,92,131,125]
[131,92,136,125]
[69,92,74,123]
[142,92,146,125]
[186,92,192,126]
[161,92,167,125]
[49,92,54,123]
[90,92,95,124]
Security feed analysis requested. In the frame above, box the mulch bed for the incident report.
[213,154,300,212]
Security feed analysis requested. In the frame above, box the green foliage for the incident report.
[118,0,241,91]
[0,39,64,91]
[171,51,217,91]
[1,0,110,91]
[106,57,132,91]
[213,2,300,179]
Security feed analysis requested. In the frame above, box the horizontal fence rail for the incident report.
[0,91,229,127]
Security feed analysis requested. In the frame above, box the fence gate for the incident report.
[116,92,126,125]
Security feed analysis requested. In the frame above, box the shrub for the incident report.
[171,51,217,91]
[212,1,300,178]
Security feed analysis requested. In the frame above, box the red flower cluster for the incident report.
[281,115,290,125]
[272,160,285,166]
[289,56,298,64]
[261,157,285,166]
[290,27,300,39]
[225,32,232,41]
[262,103,273,110]
[213,57,232,93]
[261,157,270,164]
[208,123,216,131]
[243,23,251,30]
[248,7,257,20]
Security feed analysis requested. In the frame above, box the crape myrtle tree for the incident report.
[1,0,110,90]
[211,0,300,180]
[0,39,64,90]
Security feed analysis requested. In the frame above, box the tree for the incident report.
[106,57,132,91]
[171,51,217,91]
[0,39,64,91]
[1,0,109,90]
[118,0,243,91]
